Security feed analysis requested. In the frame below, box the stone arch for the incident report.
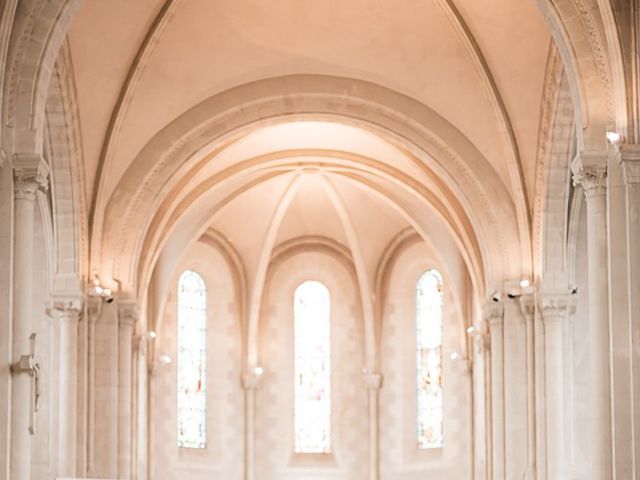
[533,52,577,290]
[532,0,627,148]
[41,41,87,293]
[2,0,81,153]
[96,75,524,303]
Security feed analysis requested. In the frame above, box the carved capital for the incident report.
[362,372,382,390]
[48,295,83,323]
[13,154,49,200]
[618,144,640,185]
[572,165,607,198]
[483,300,504,327]
[538,293,576,324]
[118,301,139,328]
[518,293,536,319]
[571,151,608,197]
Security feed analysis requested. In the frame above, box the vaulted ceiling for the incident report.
[64,0,552,298]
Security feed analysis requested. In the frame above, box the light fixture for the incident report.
[254,366,264,376]
[87,272,113,303]
[491,291,501,303]
[449,352,460,361]
[466,326,475,334]
[520,279,530,288]
[606,131,623,146]
[147,330,157,340]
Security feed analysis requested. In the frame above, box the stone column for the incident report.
[519,294,537,480]
[243,369,262,480]
[363,371,382,480]
[572,159,612,478]
[51,296,82,478]
[617,144,640,477]
[10,156,49,480]
[118,302,138,480]
[484,301,504,480]
[539,293,575,480]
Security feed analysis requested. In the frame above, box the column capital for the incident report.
[538,293,576,323]
[572,164,607,197]
[47,296,83,322]
[118,301,139,328]
[242,369,264,390]
[518,293,536,319]
[483,300,504,327]
[13,154,49,200]
[617,144,640,185]
[362,371,382,390]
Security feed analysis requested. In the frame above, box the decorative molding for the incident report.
[618,144,640,185]
[13,153,49,199]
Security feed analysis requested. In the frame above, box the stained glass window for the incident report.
[416,269,444,449]
[177,270,207,449]
[294,280,331,453]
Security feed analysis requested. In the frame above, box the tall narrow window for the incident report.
[294,280,331,453]
[177,270,207,448]
[416,269,444,449]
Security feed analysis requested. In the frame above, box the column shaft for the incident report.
[243,371,261,480]
[55,300,81,477]
[118,304,136,480]
[10,158,48,480]
[539,294,574,480]
[364,372,382,480]
[485,302,505,480]
[574,163,612,478]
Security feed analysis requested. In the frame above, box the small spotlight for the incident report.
[606,131,623,146]
[254,366,264,376]
[450,352,460,361]
[571,285,578,295]
[147,331,157,340]
[520,279,530,288]
[466,326,475,334]
[491,291,501,302]
[158,354,172,365]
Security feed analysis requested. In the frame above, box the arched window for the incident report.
[294,280,331,453]
[177,270,207,448]
[416,269,444,449]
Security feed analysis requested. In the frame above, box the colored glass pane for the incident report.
[294,280,331,453]
[416,269,444,449]
[177,270,207,449]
